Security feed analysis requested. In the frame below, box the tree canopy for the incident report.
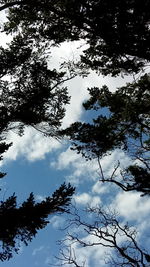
[0,0,149,141]
[1,0,149,75]
[0,1,77,260]
[0,0,149,263]
[60,74,150,195]
[0,183,75,261]
[0,33,71,135]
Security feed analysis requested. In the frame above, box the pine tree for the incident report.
[0,183,75,261]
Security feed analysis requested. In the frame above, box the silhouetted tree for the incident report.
[0,4,76,260]
[1,0,150,76]
[0,34,72,136]
[0,142,12,178]
[60,74,150,195]
[0,1,149,262]
[56,206,150,267]
[0,183,75,261]
[79,0,150,76]
[0,0,149,143]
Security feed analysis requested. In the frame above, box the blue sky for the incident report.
[0,36,150,267]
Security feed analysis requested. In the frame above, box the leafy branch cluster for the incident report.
[0,183,75,261]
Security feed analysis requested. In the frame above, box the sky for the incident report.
[0,15,150,267]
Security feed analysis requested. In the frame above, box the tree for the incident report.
[60,74,150,195]
[79,0,150,76]
[0,0,149,261]
[0,22,87,157]
[0,183,75,261]
[0,38,75,258]
[0,34,72,135]
[0,2,77,260]
[0,33,74,181]
[2,0,148,194]
[1,0,150,76]
[0,0,149,141]
[0,142,12,178]
[56,206,150,267]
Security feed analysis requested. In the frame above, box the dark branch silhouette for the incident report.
[60,75,150,196]
[0,183,75,261]
[56,206,150,267]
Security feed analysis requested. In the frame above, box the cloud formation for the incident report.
[1,127,61,165]
[74,192,101,206]
[113,191,150,222]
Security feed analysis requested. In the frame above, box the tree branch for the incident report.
[0,0,26,11]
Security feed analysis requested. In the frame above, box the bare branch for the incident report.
[56,206,150,267]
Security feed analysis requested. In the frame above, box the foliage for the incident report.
[0,183,75,261]
[1,0,150,76]
[0,0,149,141]
[0,142,12,178]
[0,23,74,181]
[124,165,150,196]
[0,4,76,260]
[0,0,149,263]
[60,74,150,195]
[0,34,71,136]
[79,0,150,76]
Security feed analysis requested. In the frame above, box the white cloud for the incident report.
[74,192,101,207]
[0,11,13,48]
[35,194,46,202]
[100,149,131,178]
[49,40,134,132]
[32,246,44,256]
[1,127,62,165]
[49,40,87,69]
[51,147,131,188]
[50,41,90,128]
[113,191,150,222]
[50,215,65,229]
[81,236,111,267]
[62,76,89,128]
[51,147,80,169]
[61,234,111,267]
[92,181,109,195]
[51,147,99,185]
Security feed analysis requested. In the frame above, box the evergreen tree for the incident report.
[1,0,149,75]
[0,34,71,137]
[0,142,12,178]
[0,183,75,261]
[0,2,76,260]
[0,1,149,262]
[60,74,150,195]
